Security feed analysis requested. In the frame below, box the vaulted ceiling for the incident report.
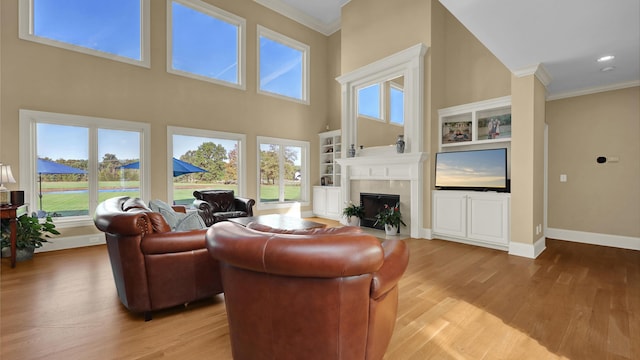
[256,0,640,99]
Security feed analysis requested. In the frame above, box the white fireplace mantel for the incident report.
[336,150,428,238]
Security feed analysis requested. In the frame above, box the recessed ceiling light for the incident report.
[597,55,615,62]
[600,66,616,72]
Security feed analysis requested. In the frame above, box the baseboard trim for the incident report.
[35,234,105,253]
[508,237,546,259]
[546,228,640,251]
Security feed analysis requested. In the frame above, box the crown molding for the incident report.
[254,0,342,35]
[513,63,552,87]
[547,80,640,101]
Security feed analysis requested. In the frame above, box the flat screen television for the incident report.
[435,148,509,192]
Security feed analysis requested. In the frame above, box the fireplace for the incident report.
[360,193,400,230]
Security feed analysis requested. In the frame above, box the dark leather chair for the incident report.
[193,190,255,226]
[205,222,410,360]
[94,196,223,321]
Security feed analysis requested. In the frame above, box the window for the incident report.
[18,0,150,67]
[258,26,310,104]
[168,127,246,206]
[257,137,309,207]
[168,0,246,88]
[357,83,382,119]
[19,110,150,227]
[390,84,404,125]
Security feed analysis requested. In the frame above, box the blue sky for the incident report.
[436,150,506,187]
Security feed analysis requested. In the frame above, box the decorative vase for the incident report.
[348,144,356,158]
[384,224,398,236]
[346,216,360,227]
[1,247,35,261]
[396,135,405,154]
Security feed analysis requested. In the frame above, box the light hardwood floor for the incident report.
[1,222,638,359]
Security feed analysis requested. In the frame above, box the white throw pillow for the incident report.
[175,211,207,231]
[149,199,184,230]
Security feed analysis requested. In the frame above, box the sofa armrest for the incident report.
[140,230,208,255]
[370,240,409,299]
[193,199,216,227]
[234,197,255,216]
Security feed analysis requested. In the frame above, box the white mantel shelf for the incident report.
[337,151,429,238]
[336,152,429,180]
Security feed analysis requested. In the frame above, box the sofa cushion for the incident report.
[123,197,150,212]
[200,190,235,212]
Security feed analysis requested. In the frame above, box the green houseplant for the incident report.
[373,203,406,235]
[1,214,59,261]
[342,202,364,226]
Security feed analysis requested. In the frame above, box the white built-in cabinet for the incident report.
[313,186,342,220]
[432,190,510,250]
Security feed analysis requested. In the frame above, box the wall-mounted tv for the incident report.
[435,148,509,192]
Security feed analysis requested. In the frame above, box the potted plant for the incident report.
[1,214,59,261]
[342,202,364,226]
[374,203,406,236]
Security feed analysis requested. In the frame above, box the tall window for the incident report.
[258,26,310,104]
[257,137,309,207]
[168,127,246,206]
[357,83,382,119]
[389,84,405,125]
[168,0,246,88]
[19,0,150,67]
[20,110,150,226]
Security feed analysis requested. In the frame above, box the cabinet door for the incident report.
[325,187,342,219]
[467,195,509,245]
[313,187,326,216]
[432,192,467,237]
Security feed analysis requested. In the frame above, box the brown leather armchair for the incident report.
[193,189,255,226]
[94,196,223,321]
[205,222,410,360]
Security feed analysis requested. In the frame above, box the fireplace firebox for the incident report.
[359,193,400,230]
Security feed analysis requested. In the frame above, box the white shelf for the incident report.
[318,130,341,186]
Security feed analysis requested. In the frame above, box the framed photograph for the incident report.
[478,114,511,140]
[442,121,472,144]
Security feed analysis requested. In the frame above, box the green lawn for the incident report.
[36,181,302,215]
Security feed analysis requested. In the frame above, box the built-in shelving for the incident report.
[318,130,341,186]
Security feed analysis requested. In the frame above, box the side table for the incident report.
[1,204,28,268]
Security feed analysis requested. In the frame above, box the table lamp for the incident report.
[0,164,16,205]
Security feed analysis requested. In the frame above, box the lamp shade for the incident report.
[0,164,15,205]
[0,164,16,185]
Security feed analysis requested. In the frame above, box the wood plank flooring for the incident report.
[1,223,638,359]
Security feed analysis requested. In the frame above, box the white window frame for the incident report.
[167,126,247,204]
[256,136,310,210]
[167,0,246,89]
[18,0,151,68]
[19,110,151,228]
[257,25,310,105]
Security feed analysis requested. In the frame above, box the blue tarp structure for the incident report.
[120,157,207,177]
[37,158,86,211]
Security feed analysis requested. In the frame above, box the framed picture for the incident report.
[442,121,472,144]
[478,114,511,140]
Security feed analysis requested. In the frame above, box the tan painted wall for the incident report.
[546,87,640,238]
[510,74,546,245]
[442,12,511,107]
[0,0,330,236]
[327,31,342,131]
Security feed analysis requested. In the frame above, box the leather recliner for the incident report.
[193,189,255,227]
[205,221,410,360]
[94,196,223,321]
